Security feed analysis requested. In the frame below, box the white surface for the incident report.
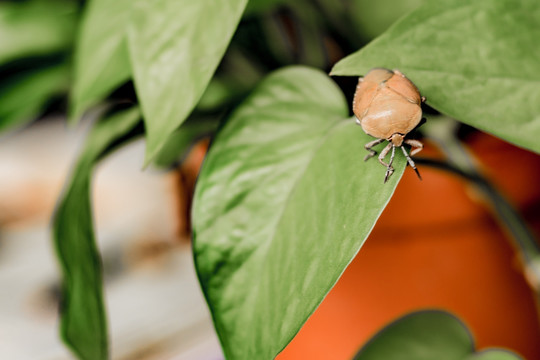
[0,119,222,359]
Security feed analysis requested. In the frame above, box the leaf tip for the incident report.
[142,141,163,169]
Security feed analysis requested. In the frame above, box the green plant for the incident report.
[38,0,540,359]
[0,0,79,133]
[353,310,521,360]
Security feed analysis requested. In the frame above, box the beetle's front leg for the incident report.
[377,143,395,182]
[364,138,385,161]
[384,145,396,183]
[378,143,393,167]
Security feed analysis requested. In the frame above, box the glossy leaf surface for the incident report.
[193,66,405,359]
[354,310,521,360]
[71,0,133,120]
[127,0,248,164]
[332,0,540,154]
[53,107,141,360]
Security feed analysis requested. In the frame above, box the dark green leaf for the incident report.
[0,0,77,65]
[53,107,141,360]
[466,350,523,360]
[288,2,328,68]
[197,77,244,112]
[71,0,133,120]
[244,0,287,16]
[331,0,540,154]
[153,116,219,168]
[127,0,248,164]
[354,310,521,360]
[193,66,405,359]
[0,63,69,133]
[348,0,426,40]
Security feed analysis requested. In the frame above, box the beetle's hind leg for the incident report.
[404,139,423,156]
[401,146,422,180]
[364,138,385,161]
[378,143,395,183]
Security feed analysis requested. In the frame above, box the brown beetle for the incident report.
[353,68,425,183]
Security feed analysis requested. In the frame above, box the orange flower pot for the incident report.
[278,135,540,360]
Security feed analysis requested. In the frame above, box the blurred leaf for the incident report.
[197,77,242,112]
[354,310,521,360]
[127,0,248,165]
[193,66,405,359]
[71,0,133,120]
[244,0,287,16]
[0,63,69,133]
[0,0,77,64]
[289,2,327,68]
[348,0,425,40]
[154,116,219,168]
[331,0,540,154]
[53,107,141,360]
[466,351,523,360]
[220,47,265,90]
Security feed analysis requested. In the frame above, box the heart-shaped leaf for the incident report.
[354,310,521,360]
[71,0,133,120]
[193,66,406,359]
[331,0,540,154]
[53,107,141,360]
[127,0,248,164]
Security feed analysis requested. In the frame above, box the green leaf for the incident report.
[331,0,540,154]
[354,310,521,360]
[153,116,219,168]
[53,107,141,360]
[466,349,523,360]
[71,0,133,121]
[0,63,69,133]
[244,0,287,16]
[0,0,77,65]
[127,0,248,165]
[348,0,426,40]
[466,350,523,360]
[192,66,406,359]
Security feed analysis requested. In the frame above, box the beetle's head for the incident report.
[389,133,404,147]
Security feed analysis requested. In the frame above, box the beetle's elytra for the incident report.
[353,68,426,183]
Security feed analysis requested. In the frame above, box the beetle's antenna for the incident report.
[401,146,422,180]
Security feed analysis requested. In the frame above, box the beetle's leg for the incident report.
[401,146,422,180]
[377,143,393,167]
[384,145,396,183]
[378,143,394,183]
[364,138,385,161]
[404,139,423,156]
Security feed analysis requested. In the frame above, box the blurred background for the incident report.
[1,0,540,359]
[0,118,222,359]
